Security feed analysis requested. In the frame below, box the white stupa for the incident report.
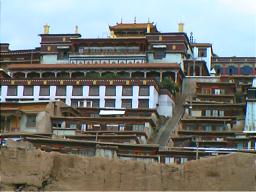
[244,78,256,132]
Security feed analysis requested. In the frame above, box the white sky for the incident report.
[1,0,256,56]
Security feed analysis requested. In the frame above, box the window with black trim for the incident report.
[89,86,99,96]
[56,86,66,96]
[105,86,116,96]
[153,49,166,59]
[7,86,17,96]
[198,48,207,57]
[72,86,83,96]
[139,86,149,96]
[122,99,132,108]
[40,86,50,96]
[138,99,149,108]
[122,86,133,96]
[23,86,33,96]
[105,99,115,108]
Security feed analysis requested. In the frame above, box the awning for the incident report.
[99,110,125,116]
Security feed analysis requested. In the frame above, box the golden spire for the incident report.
[178,23,184,32]
[43,24,50,34]
[147,23,151,33]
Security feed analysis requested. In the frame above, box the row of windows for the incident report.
[53,121,145,133]
[214,65,254,75]
[78,46,140,53]
[71,99,149,108]
[184,124,226,132]
[70,59,144,64]
[5,86,150,97]
[201,88,226,95]
[4,98,149,108]
[203,110,224,117]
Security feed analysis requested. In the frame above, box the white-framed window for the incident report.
[105,86,116,96]
[72,86,83,96]
[89,86,99,96]
[214,89,221,95]
[204,125,212,132]
[122,86,133,96]
[40,86,50,96]
[119,124,125,131]
[71,99,84,108]
[212,110,218,117]
[7,86,17,96]
[132,124,144,132]
[205,110,211,117]
[122,99,132,108]
[23,86,33,96]
[139,86,149,96]
[56,86,66,96]
[86,99,99,108]
[180,158,187,164]
[138,99,149,108]
[219,110,224,117]
[165,157,174,164]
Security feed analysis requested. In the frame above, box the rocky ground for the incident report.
[0,143,256,191]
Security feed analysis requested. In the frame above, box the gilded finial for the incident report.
[147,23,151,33]
[178,23,184,32]
[43,24,50,34]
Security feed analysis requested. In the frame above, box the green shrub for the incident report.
[160,79,179,95]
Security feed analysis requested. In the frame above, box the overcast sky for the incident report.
[1,0,256,56]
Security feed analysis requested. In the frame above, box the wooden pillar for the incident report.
[222,65,226,75]
[160,71,163,82]
[237,64,241,75]
[175,72,178,84]
[15,114,19,132]
[200,66,203,76]
[4,115,7,133]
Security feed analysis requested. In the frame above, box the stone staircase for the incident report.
[153,93,186,147]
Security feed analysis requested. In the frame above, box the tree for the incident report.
[160,79,179,95]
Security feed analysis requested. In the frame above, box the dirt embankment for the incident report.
[0,146,256,191]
